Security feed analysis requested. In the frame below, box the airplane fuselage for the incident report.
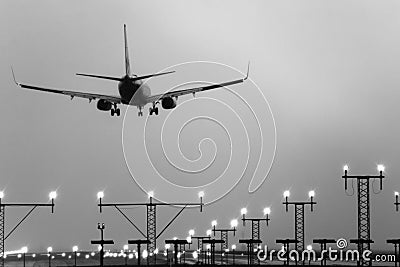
[118,75,151,106]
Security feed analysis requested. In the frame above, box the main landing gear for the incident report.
[149,102,159,116]
[110,103,120,116]
[138,106,143,117]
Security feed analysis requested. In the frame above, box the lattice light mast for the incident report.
[97,190,204,263]
[241,207,271,244]
[0,190,56,267]
[282,190,316,252]
[342,164,385,267]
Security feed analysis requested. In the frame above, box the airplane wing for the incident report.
[144,64,250,104]
[16,83,122,103]
[12,69,121,104]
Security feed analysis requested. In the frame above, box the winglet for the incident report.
[243,61,250,81]
[11,66,20,86]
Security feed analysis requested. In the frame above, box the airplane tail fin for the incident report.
[124,24,131,77]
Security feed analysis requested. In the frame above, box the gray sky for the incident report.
[1,0,400,253]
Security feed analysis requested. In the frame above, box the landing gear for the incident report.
[149,107,159,115]
[138,106,143,116]
[149,102,159,116]
[110,103,120,117]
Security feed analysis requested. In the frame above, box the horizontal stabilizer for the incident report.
[130,71,175,81]
[76,73,123,82]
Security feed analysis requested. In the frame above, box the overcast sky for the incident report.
[1,0,400,253]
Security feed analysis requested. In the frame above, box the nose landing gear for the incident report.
[138,106,143,116]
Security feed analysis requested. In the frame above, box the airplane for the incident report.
[12,24,249,117]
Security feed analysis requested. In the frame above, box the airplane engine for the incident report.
[161,97,177,109]
[97,99,112,111]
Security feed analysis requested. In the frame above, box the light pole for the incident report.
[391,191,400,267]
[153,248,158,265]
[232,244,236,265]
[165,244,170,265]
[91,223,114,267]
[123,244,128,266]
[72,246,78,267]
[21,246,27,267]
[306,245,312,265]
[198,191,204,212]
[47,247,52,267]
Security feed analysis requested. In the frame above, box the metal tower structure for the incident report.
[241,207,270,244]
[146,203,156,254]
[211,219,237,264]
[342,165,385,266]
[240,207,271,264]
[0,191,56,267]
[97,191,203,263]
[282,190,316,253]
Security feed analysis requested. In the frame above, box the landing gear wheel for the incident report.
[149,107,153,115]
[116,108,120,116]
[154,107,159,115]
[138,111,143,116]
[111,109,115,116]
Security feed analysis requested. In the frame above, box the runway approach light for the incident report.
[192,251,198,259]
[21,247,28,254]
[241,208,247,215]
[232,244,236,250]
[343,165,349,172]
[263,207,271,215]
[308,190,315,198]
[123,244,129,251]
[377,164,385,172]
[47,247,53,253]
[147,191,154,199]
[154,248,159,255]
[72,246,78,252]
[165,244,170,250]
[49,191,57,200]
[0,191,4,199]
[307,245,312,251]
[198,191,204,198]
[395,191,399,197]
[97,191,104,199]
[283,190,290,198]
[189,229,195,236]
[186,236,192,243]
[211,220,217,227]
[230,219,238,228]
[206,229,212,236]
